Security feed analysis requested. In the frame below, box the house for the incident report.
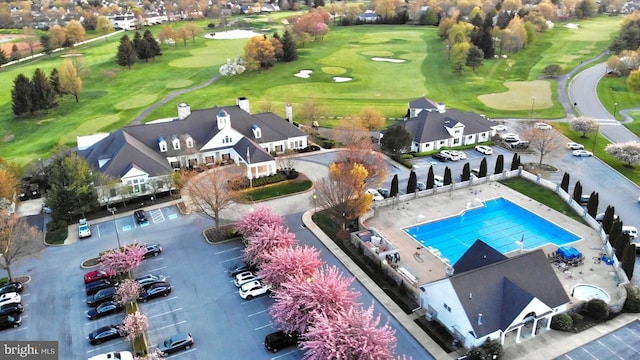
[420,240,570,348]
[399,98,496,152]
[77,97,307,204]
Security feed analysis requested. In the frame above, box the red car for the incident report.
[84,270,116,284]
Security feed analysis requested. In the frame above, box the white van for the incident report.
[622,226,638,239]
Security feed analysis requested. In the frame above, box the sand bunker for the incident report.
[371,57,406,63]
[333,77,352,82]
[205,30,263,40]
[294,70,313,78]
[565,23,579,29]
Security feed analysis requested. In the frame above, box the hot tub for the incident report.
[571,284,610,303]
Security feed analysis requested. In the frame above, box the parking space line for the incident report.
[215,247,243,255]
[147,307,183,319]
[147,320,187,333]
[254,322,272,331]
[219,255,244,264]
[150,209,165,224]
[248,309,268,317]
[95,225,101,238]
[86,339,126,353]
[271,349,300,360]
[164,347,197,358]
[140,266,168,274]
[84,313,124,326]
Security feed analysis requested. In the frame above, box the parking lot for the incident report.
[555,320,640,360]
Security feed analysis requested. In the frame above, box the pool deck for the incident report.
[363,181,624,358]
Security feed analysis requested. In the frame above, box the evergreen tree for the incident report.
[282,30,298,62]
[461,162,470,181]
[609,219,622,249]
[494,154,504,174]
[272,32,284,62]
[406,170,417,194]
[444,166,452,185]
[602,205,615,234]
[621,242,636,280]
[31,68,57,112]
[390,174,399,197]
[479,158,487,177]
[0,49,7,65]
[614,232,630,260]
[40,34,54,56]
[572,181,582,204]
[587,191,598,218]
[11,73,32,116]
[426,166,434,189]
[143,30,162,59]
[133,31,143,57]
[560,172,570,193]
[510,153,520,170]
[466,45,484,72]
[496,11,513,29]
[10,44,20,61]
[50,68,61,96]
[116,35,137,69]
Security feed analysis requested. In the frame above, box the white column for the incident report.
[531,319,538,337]
[515,327,522,343]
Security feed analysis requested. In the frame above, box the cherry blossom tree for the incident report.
[244,223,297,266]
[570,116,599,138]
[134,350,164,360]
[301,304,397,360]
[235,206,285,238]
[260,245,322,289]
[605,141,640,168]
[115,279,141,306]
[121,311,148,341]
[270,265,360,334]
[100,243,146,275]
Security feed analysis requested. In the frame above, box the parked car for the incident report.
[534,122,553,130]
[0,314,22,329]
[503,136,520,143]
[229,262,258,278]
[89,324,125,345]
[572,150,593,157]
[139,282,171,302]
[622,226,639,239]
[135,274,167,288]
[86,287,116,307]
[264,330,300,353]
[0,281,23,295]
[595,213,618,223]
[377,188,391,198]
[88,351,133,360]
[79,218,92,239]
[452,150,467,160]
[440,150,460,161]
[491,124,507,131]
[87,301,123,320]
[475,145,493,155]
[134,210,148,224]
[18,189,29,201]
[365,188,384,201]
[85,279,118,296]
[0,303,24,317]
[239,280,271,300]
[157,333,194,355]
[431,153,448,162]
[0,292,21,307]
[143,243,162,259]
[578,194,590,206]
[84,270,116,284]
[234,271,260,287]
[416,182,426,191]
[567,142,585,150]
[433,175,444,187]
[510,141,530,150]
[28,184,41,199]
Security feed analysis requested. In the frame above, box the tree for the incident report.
[244,223,297,266]
[390,174,399,197]
[31,68,57,112]
[302,304,396,360]
[478,158,487,178]
[602,205,615,234]
[183,23,202,43]
[292,9,331,41]
[451,42,470,74]
[426,166,435,189]
[543,64,563,77]
[628,70,640,92]
[235,205,285,238]
[115,279,142,305]
[444,166,452,185]
[570,117,599,138]
[0,168,16,201]
[605,141,640,168]
[49,68,61,97]
[380,126,412,156]
[10,44,20,61]
[466,45,484,72]
[47,153,98,223]
[335,142,388,189]
[219,57,246,76]
[587,191,599,218]
[0,49,7,65]
[99,243,146,275]
[116,35,137,69]
[11,73,32,116]
[406,170,417,194]
[65,19,86,44]
[510,153,520,170]
[121,311,149,341]
[299,98,325,128]
[461,162,471,181]
[357,106,385,131]
[269,265,360,334]
[134,350,164,360]
[621,242,636,280]
[609,219,622,249]
[281,30,298,62]
[271,33,284,62]
[40,34,54,56]
[560,172,570,193]
[158,25,176,47]
[97,16,114,39]
[59,59,83,102]
[572,180,582,204]
[143,30,162,59]
[48,25,67,49]
[183,168,236,229]
[22,27,37,57]
[243,35,276,71]
[0,210,44,281]
[503,17,527,52]
[175,27,190,46]
[522,124,562,165]
[494,154,504,174]
[260,245,322,289]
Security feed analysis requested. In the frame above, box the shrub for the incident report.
[550,313,573,331]
[624,285,640,312]
[482,339,504,359]
[585,299,610,321]
[207,23,216,28]
[47,218,67,232]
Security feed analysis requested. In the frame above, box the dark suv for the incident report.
[0,303,24,317]
[431,153,448,162]
[134,210,148,224]
[85,279,118,296]
[264,330,300,353]
[86,287,116,307]
[0,314,22,329]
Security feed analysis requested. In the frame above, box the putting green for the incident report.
[166,79,193,88]
[478,80,552,110]
[114,95,157,110]
[60,115,121,144]
[322,67,347,75]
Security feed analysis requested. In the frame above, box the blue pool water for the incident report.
[403,198,581,264]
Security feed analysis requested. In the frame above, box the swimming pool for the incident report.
[571,284,610,303]
[403,197,581,264]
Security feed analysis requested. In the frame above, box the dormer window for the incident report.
[158,136,167,152]
[172,135,180,150]
[185,135,194,148]
[251,124,261,138]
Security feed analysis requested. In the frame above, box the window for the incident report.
[158,137,167,152]
[172,139,180,150]
[126,178,146,194]
[443,303,451,312]
[186,137,193,148]
[223,136,232,144]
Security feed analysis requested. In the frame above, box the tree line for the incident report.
[115,30,162,69]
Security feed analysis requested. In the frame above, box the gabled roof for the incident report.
[402,108,494,143]
[449,249,570,338]
[409,97,438,110]
[234,136,272,164]
[452,239,507,275]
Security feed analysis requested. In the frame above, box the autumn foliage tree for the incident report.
[291,9,331,41]
[235,205,285,238]
[100,243,146,275]
[244,223,297,266]
[270,265,360,334]
[59,59,83,102]
[0,210,44,281]
[243,35,277,71]
[335,142,388,189]
[260,245,322,289]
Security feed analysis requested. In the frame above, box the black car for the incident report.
[0,314,22,329]
[0,303,24,317]
[0,282,23,295]
[134,210,148,224]
[87,301,123,320]
[264,330,300,353]
[377,188,391,199]
[431,153,448,162]
[28,184,41,199]
[143,244,162,259]
[158,333,194,355]
[85,279,118,296]
[18,189,29,201]
[229,262,258,277]
[88,324,125,345]
[139,282,171,302]
[86,287,116,307]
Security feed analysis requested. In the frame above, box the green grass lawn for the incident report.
[240,179,312,201]
[597,76,640,134]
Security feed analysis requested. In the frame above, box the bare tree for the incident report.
[183,168,237,229]
[299,98,325,128]
[276,150,298,171]
[258,97,275,113]
[521,123,562,166]
[0,210,44,281]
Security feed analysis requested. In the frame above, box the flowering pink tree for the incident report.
[301,304,397,360]
[100,243,146,275]
[235,206,284,238]
[121,311,148,341]
[115,279,141,307]
[260,245,322,289]
[243,223,297,266]
[270,265,360,334]
[134,350,164,360]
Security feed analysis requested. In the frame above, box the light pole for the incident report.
[110,207,121,249]
[613,102,618,119]
[530,96,536,120]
